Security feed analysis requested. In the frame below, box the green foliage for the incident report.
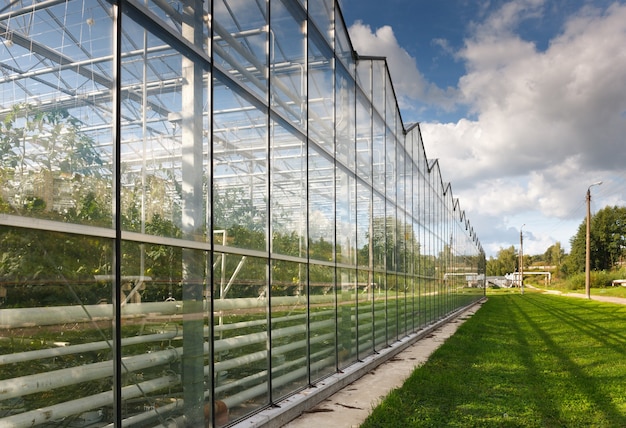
[0,103,102,175]
[359,216,422,275]
[214,187,266,234]
[362,294,626,427]
[486,245,517,276]
[563,269,626,291]
[567,205,626,273]
[66,191,112,227]
[543,242,564,266]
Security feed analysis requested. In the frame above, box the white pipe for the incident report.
[0,295,337,329]
[0,347,180,401]
[0,301,182,328]
[0,311,323,367]
[0,330,179,365]
[0,374,179,428]
[0,317,335,402]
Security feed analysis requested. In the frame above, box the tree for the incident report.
[486,246,517,276]
[543,242,564,267]
[567,205,626,273]
[0,104,102,175]
[0,104,104,216]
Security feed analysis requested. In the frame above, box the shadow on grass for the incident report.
[524,296,626,355]
[361,294,626,427]
[507,295,625,426]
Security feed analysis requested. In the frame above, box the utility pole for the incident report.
[519,223,526,294]
[586,181,602,299]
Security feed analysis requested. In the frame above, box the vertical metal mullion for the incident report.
[304,0,312,386]
[266,0,273,406]
[410,149,414,333]
[379,70,389,346]
[368,61,375,354]
[352,60,359,361]
[208,0,216,423]
[112,1,122,425]
[332,12,339,373]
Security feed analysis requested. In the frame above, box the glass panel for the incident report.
[355,175,373,353]
[338,267,357,368]
[356,91,373,182]
[270,0,306,129]
[371,192,386,350]
[356,58,372,96]
[120,17,209,240]
[372,192,385,271]
[271,121,307,258]
[0,0,115,424]
[405,169,416,334]
[117,242,209,425]
[356,180,372,269]
[309,264,336,381]
[308,29,335,156]
[214,0,268,98]
[309,147,334,263]
[386,201,397,342]
[213,80,268,252]
[372,269,386,350]
[308,0,333,46]
[336,65,355,171]
[120,8,211,423]
[386,72,397,138]
[0,229,114,425]
[0,0,112,225]
[385,131,396,202]
[271,260,307,399]
[372,115,386,194]
[214,253,269,420]
[397,274,407,336]
[372,60,385,119]
[406,274,417,334]
[356,268,374,358]
[397,145,407,218]
[334,8,352,71]
[336,169,356,266]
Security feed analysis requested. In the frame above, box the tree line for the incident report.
[487,205,626,283]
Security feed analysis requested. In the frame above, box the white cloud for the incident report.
[348,2,626,257]
[348,21,459,112]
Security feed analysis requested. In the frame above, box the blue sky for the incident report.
[341,0,626,258]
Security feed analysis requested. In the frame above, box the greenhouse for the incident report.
[0,0,485,426]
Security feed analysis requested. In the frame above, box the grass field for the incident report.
[361,291,626,427]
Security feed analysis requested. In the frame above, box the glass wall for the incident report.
[0,0,484,426]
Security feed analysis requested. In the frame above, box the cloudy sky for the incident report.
[342,0,626,258]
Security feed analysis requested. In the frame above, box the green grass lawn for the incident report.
[361,292,626,427]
